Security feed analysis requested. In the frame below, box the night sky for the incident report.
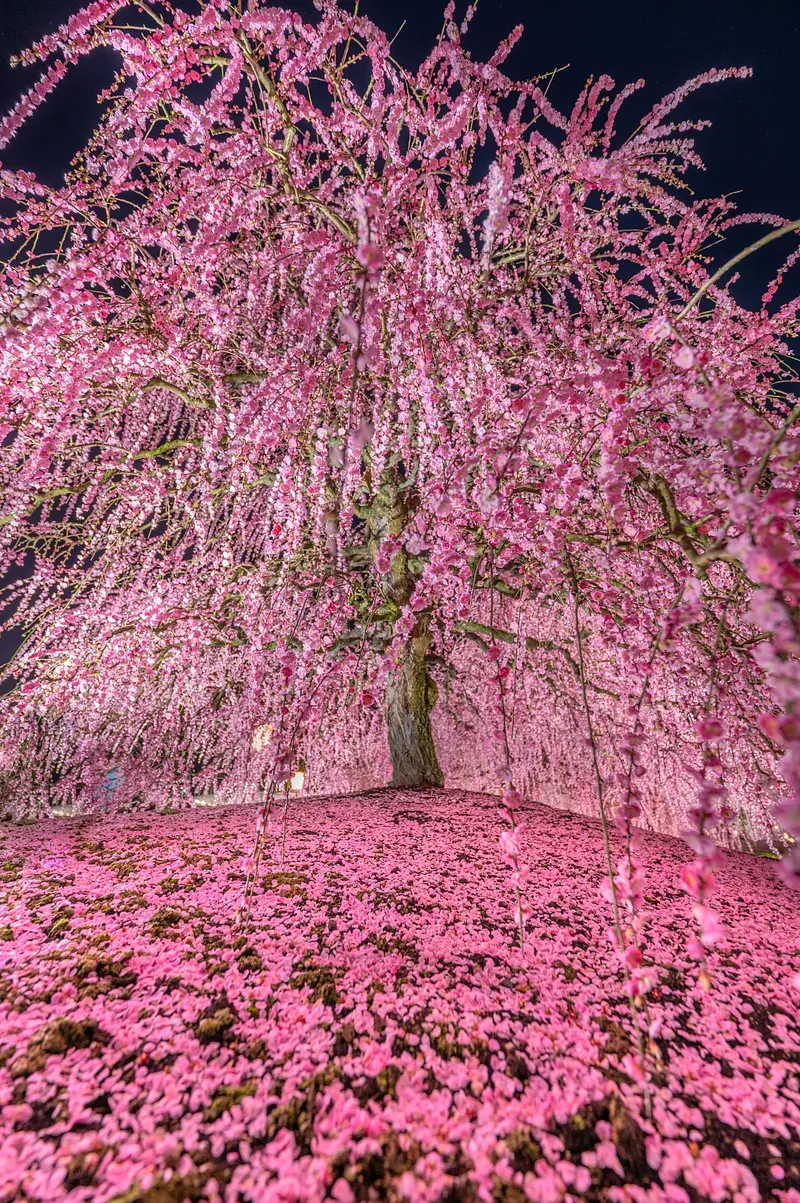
[1,0,798,228]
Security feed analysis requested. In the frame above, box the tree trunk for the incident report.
[386,630,444,789]
[361,465,444,788]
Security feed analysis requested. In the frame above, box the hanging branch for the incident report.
[566,548,653,1116]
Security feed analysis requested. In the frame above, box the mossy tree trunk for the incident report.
[386,625,444,789]
[361,460,445,789]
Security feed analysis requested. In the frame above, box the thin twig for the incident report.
[675,219,800,323]
[566,549,653,1117]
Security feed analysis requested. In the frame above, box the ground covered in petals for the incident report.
[0,790,798,1203]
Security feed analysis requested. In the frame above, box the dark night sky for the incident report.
[0,0,797,305]
[1,0,798,226]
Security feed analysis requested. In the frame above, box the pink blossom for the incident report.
[694,717,727,742]
[672,345,696,370]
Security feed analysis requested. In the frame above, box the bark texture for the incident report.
[362,458,445,789]
[386,630,444,789]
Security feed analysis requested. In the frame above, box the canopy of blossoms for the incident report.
[1,0,799,906]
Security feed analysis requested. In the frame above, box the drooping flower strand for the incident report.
[646,239,800,886]
[609,581,696,1063]
[242,651,354,921]
[612,727,658,1003]
[681,614,732,988]
[616,586,693,942]
[566,551,653,1111]
[484,549,530,952]
[750,561,800,896]
[487,640,529,952]
[497,781,530,953]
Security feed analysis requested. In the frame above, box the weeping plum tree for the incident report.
[1,0,800,907]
